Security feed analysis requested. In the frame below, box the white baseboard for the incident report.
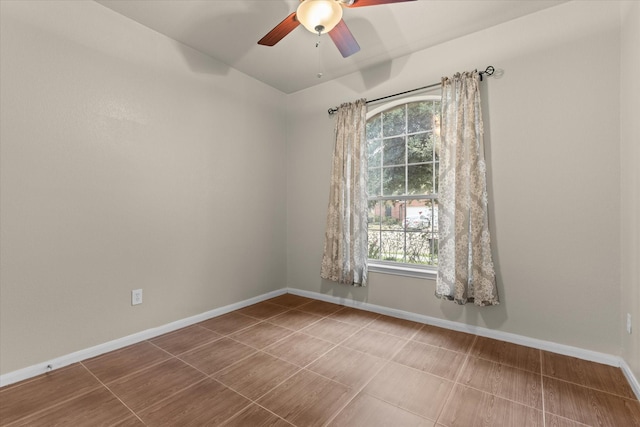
[621,358,640,400]
[0,289,286,388]
[287,287,640,400]
[3,286,639,402]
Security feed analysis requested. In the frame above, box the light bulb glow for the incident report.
[296,0,343,34]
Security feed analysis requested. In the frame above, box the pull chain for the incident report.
[316,29,323,79]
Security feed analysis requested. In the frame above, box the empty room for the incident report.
[1,0,639,426]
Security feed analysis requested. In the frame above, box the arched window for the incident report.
[366,96,440,275]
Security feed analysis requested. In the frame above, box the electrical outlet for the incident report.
[132,289,143,306]
[627,313,632,334]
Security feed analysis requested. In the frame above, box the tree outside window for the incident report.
[367,97,440,268]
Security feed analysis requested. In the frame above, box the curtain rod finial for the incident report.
[479,65,495,81]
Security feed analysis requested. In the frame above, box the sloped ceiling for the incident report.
[96,0,567,94]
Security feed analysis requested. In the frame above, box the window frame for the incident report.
[366,95,441,280]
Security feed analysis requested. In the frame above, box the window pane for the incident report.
[407,101,433,133]
[368,138,382,167]
[367,114,382,140]
[382,166,405,195]
[382,105,406,137]
[368,168,381,197]
[406,231,436,265]
[405,199,439,265]
[407,133,433,164]
[383,136,405,166]
[380,230,405,262]
[405,199,434,230]
[368,197,440,266]
[381,200,405,230]
[368,230,381,260]
[407,163,434,195]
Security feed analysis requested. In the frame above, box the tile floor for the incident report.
[1,293,639,426]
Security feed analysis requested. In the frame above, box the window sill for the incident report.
[368,261,437,280]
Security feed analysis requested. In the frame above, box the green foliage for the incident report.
[366,99,441,266]
[367,100,440,198]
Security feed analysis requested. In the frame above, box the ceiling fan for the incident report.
[258,0,416,58]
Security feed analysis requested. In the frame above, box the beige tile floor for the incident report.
[1,293,639,426]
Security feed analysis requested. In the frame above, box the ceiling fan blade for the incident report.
[258,12,300,46]
[329,19,360,58]
[346,0,416,7]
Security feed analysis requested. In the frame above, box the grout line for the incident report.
[545,413,592,427]
[194,303,354,415]
[199,317,266,337]
[226,325,298,351]
[463,339,542,375]
[86,346,174,386]
[2,381,104,426]
[321,324,422,426]
[453,334,477,384]
[467,354,542,375]
[79,361,147,426]
[436,341,547,423]
[216,401,256,426]
[149,324,224,347]
[304,318,381,425]
[259,325,363,386]
[130,376,211,418]
[214,358,304,403]
[178,343,259,378]
[208,340,337,424]
[219,401,296,427]
[263,312,326,334]
[542,374,640,401]
[447,381,545,413]
[540,350,546,427]
[128,301,322,420]
[432,335,477,425]
[441,350,546,412]
[0,364,73,394]
[146,334,224,357]
[147,335,283,415]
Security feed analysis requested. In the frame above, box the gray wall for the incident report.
[286,1,625,357]
[0,1,287,374]
[620,0,640,382]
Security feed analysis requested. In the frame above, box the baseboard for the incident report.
[287,287,640,400]
[4,286,639,401]
[620,358,640,400]
[0,288,286,388]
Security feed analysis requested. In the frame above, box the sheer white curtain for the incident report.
[435,72,499,306]
[321,99,368,286]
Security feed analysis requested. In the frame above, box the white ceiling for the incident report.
[96,0,567,94]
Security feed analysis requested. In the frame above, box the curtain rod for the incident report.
[327,65,495,116]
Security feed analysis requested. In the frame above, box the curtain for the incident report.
[321,99,368,286]
[435,72,499,306]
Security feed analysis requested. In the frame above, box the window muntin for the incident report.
[367,97,440,269]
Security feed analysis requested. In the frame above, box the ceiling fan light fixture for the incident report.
[296,0,343,34]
